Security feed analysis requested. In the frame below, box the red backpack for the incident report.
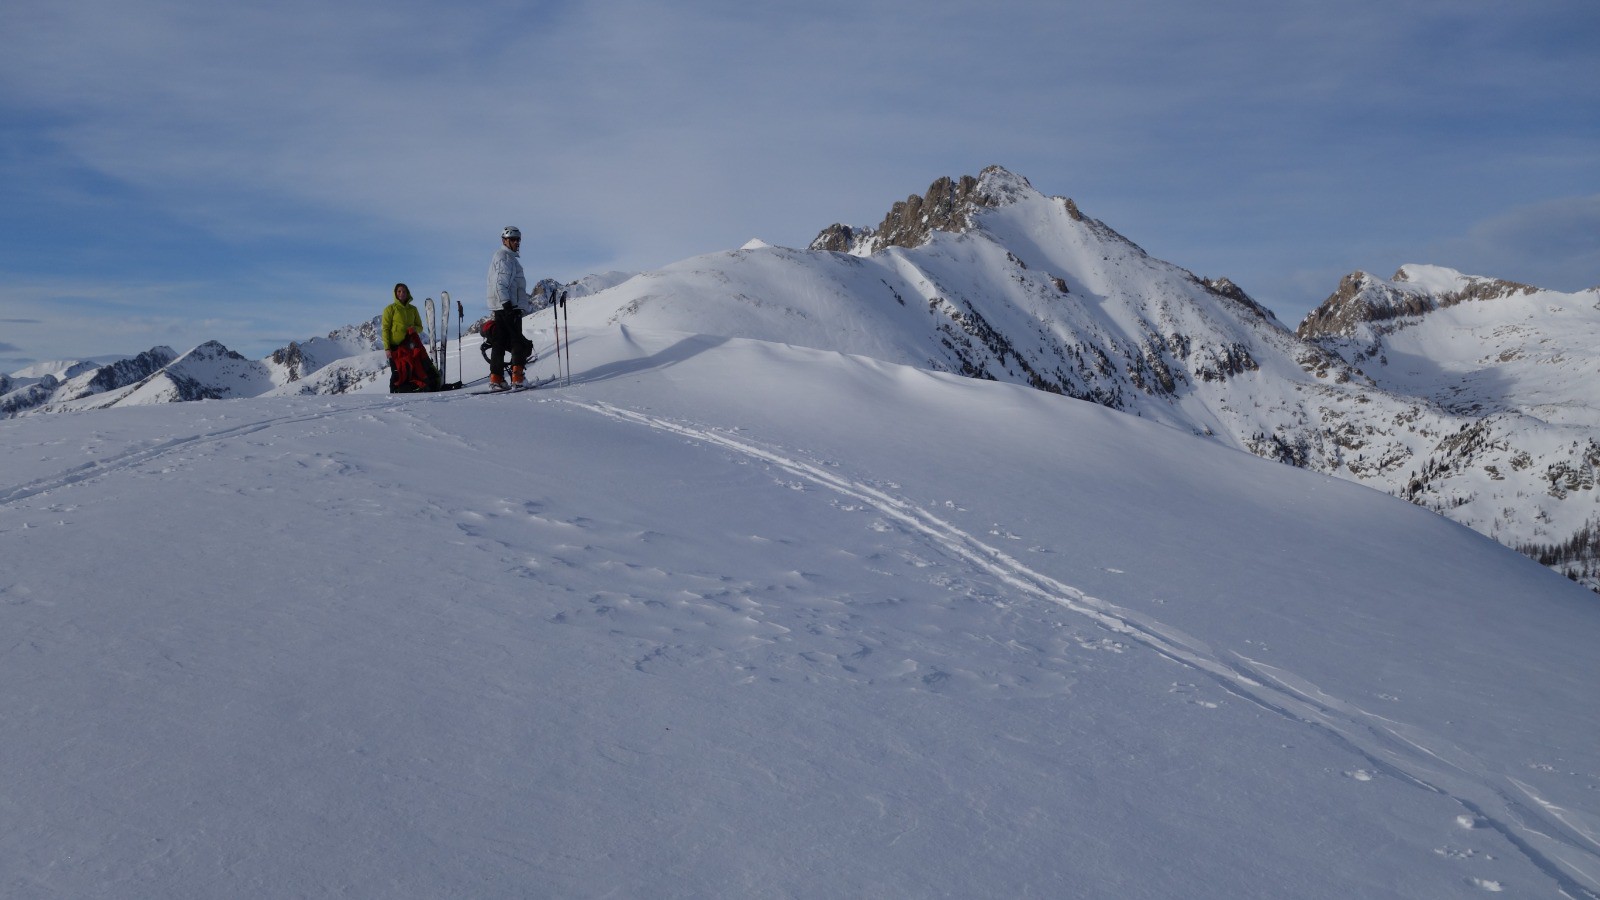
[389,333,439,393]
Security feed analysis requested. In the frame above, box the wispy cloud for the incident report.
[1426,195,1600,292]
[1,0,1595,358]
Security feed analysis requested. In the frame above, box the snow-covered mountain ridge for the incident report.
[565,166,1600,588]
[7,166,1598,588]
[1293,265,1600,582]
[1,319,391,416]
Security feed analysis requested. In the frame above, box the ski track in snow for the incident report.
[572,398,1600,899]
[0,398,410,509]
[4,390,1595,896]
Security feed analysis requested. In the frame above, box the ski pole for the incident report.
[560,290,571,386]
[552,289,564,383]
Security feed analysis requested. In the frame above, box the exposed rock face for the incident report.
[3,327,385,418]
[74,346,180,398]
[809,223,866,254]
[1202,277,1279,324]
[0,346,180,416]
[0,379,57,418]
[1297,269,1539,341]
[811,166,1030,255]
[868,174,997,251]
[270,342,313,382]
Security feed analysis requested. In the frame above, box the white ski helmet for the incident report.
[502,226,521,240]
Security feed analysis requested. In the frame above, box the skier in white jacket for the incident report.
[485,226,537,388]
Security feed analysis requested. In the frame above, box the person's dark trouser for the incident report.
[489,307,532,379]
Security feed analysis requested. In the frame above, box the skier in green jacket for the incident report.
[382,283,437,392]
[382,283,424,356]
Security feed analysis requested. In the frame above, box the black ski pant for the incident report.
[489,306,533,379]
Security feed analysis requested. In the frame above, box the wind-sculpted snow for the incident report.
[578,393,1600,898]
[2,327,1597,897]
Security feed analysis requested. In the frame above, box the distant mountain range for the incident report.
[0,320,388,417]
[7,166,1597,589]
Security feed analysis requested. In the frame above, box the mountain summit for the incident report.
[577,169,1600,589]
[810,166,1040,253]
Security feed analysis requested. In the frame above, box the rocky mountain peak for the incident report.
[811,165,1045,254]
[1296,266,1542,341]
[1201,277,1279,324]
[1295,272,1423,340]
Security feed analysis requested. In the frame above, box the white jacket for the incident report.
[487,246,535,312]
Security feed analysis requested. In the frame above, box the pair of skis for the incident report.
[442,291,464,386]
[422,292,466,390]
[470,375,560,396]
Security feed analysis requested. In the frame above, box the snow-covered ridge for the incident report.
[3,320,390,417]
[1286,265,1600,584]
[564,171,1600,590]
[1299,265,1599,416]
[1297,264,1546,341]
[8,167,1599,589]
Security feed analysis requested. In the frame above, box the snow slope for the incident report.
[9,168,1597,592]
[1304,264,1600,424]
[556,172,1600,591]
[2,324,1597,898]
[1299,265,1600,582]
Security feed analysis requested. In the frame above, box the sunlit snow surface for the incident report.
[2,327,1597,898]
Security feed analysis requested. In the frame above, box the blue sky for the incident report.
[2,0,1596,366]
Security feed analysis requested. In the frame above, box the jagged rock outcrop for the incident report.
[268,318,383,384]
[0,378,57,418]
[69,347,179,399]
[0,346,179,416]
[809,223,867,254]
[1202,277,1280,324]
[1297,267,1540,342]
[4,331,385,418]
[811,167,1025,255]
[867,173,997,251]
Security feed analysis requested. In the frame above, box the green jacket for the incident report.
[382,299,423,351]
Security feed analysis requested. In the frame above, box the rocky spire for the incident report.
[811,165,1042,254]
